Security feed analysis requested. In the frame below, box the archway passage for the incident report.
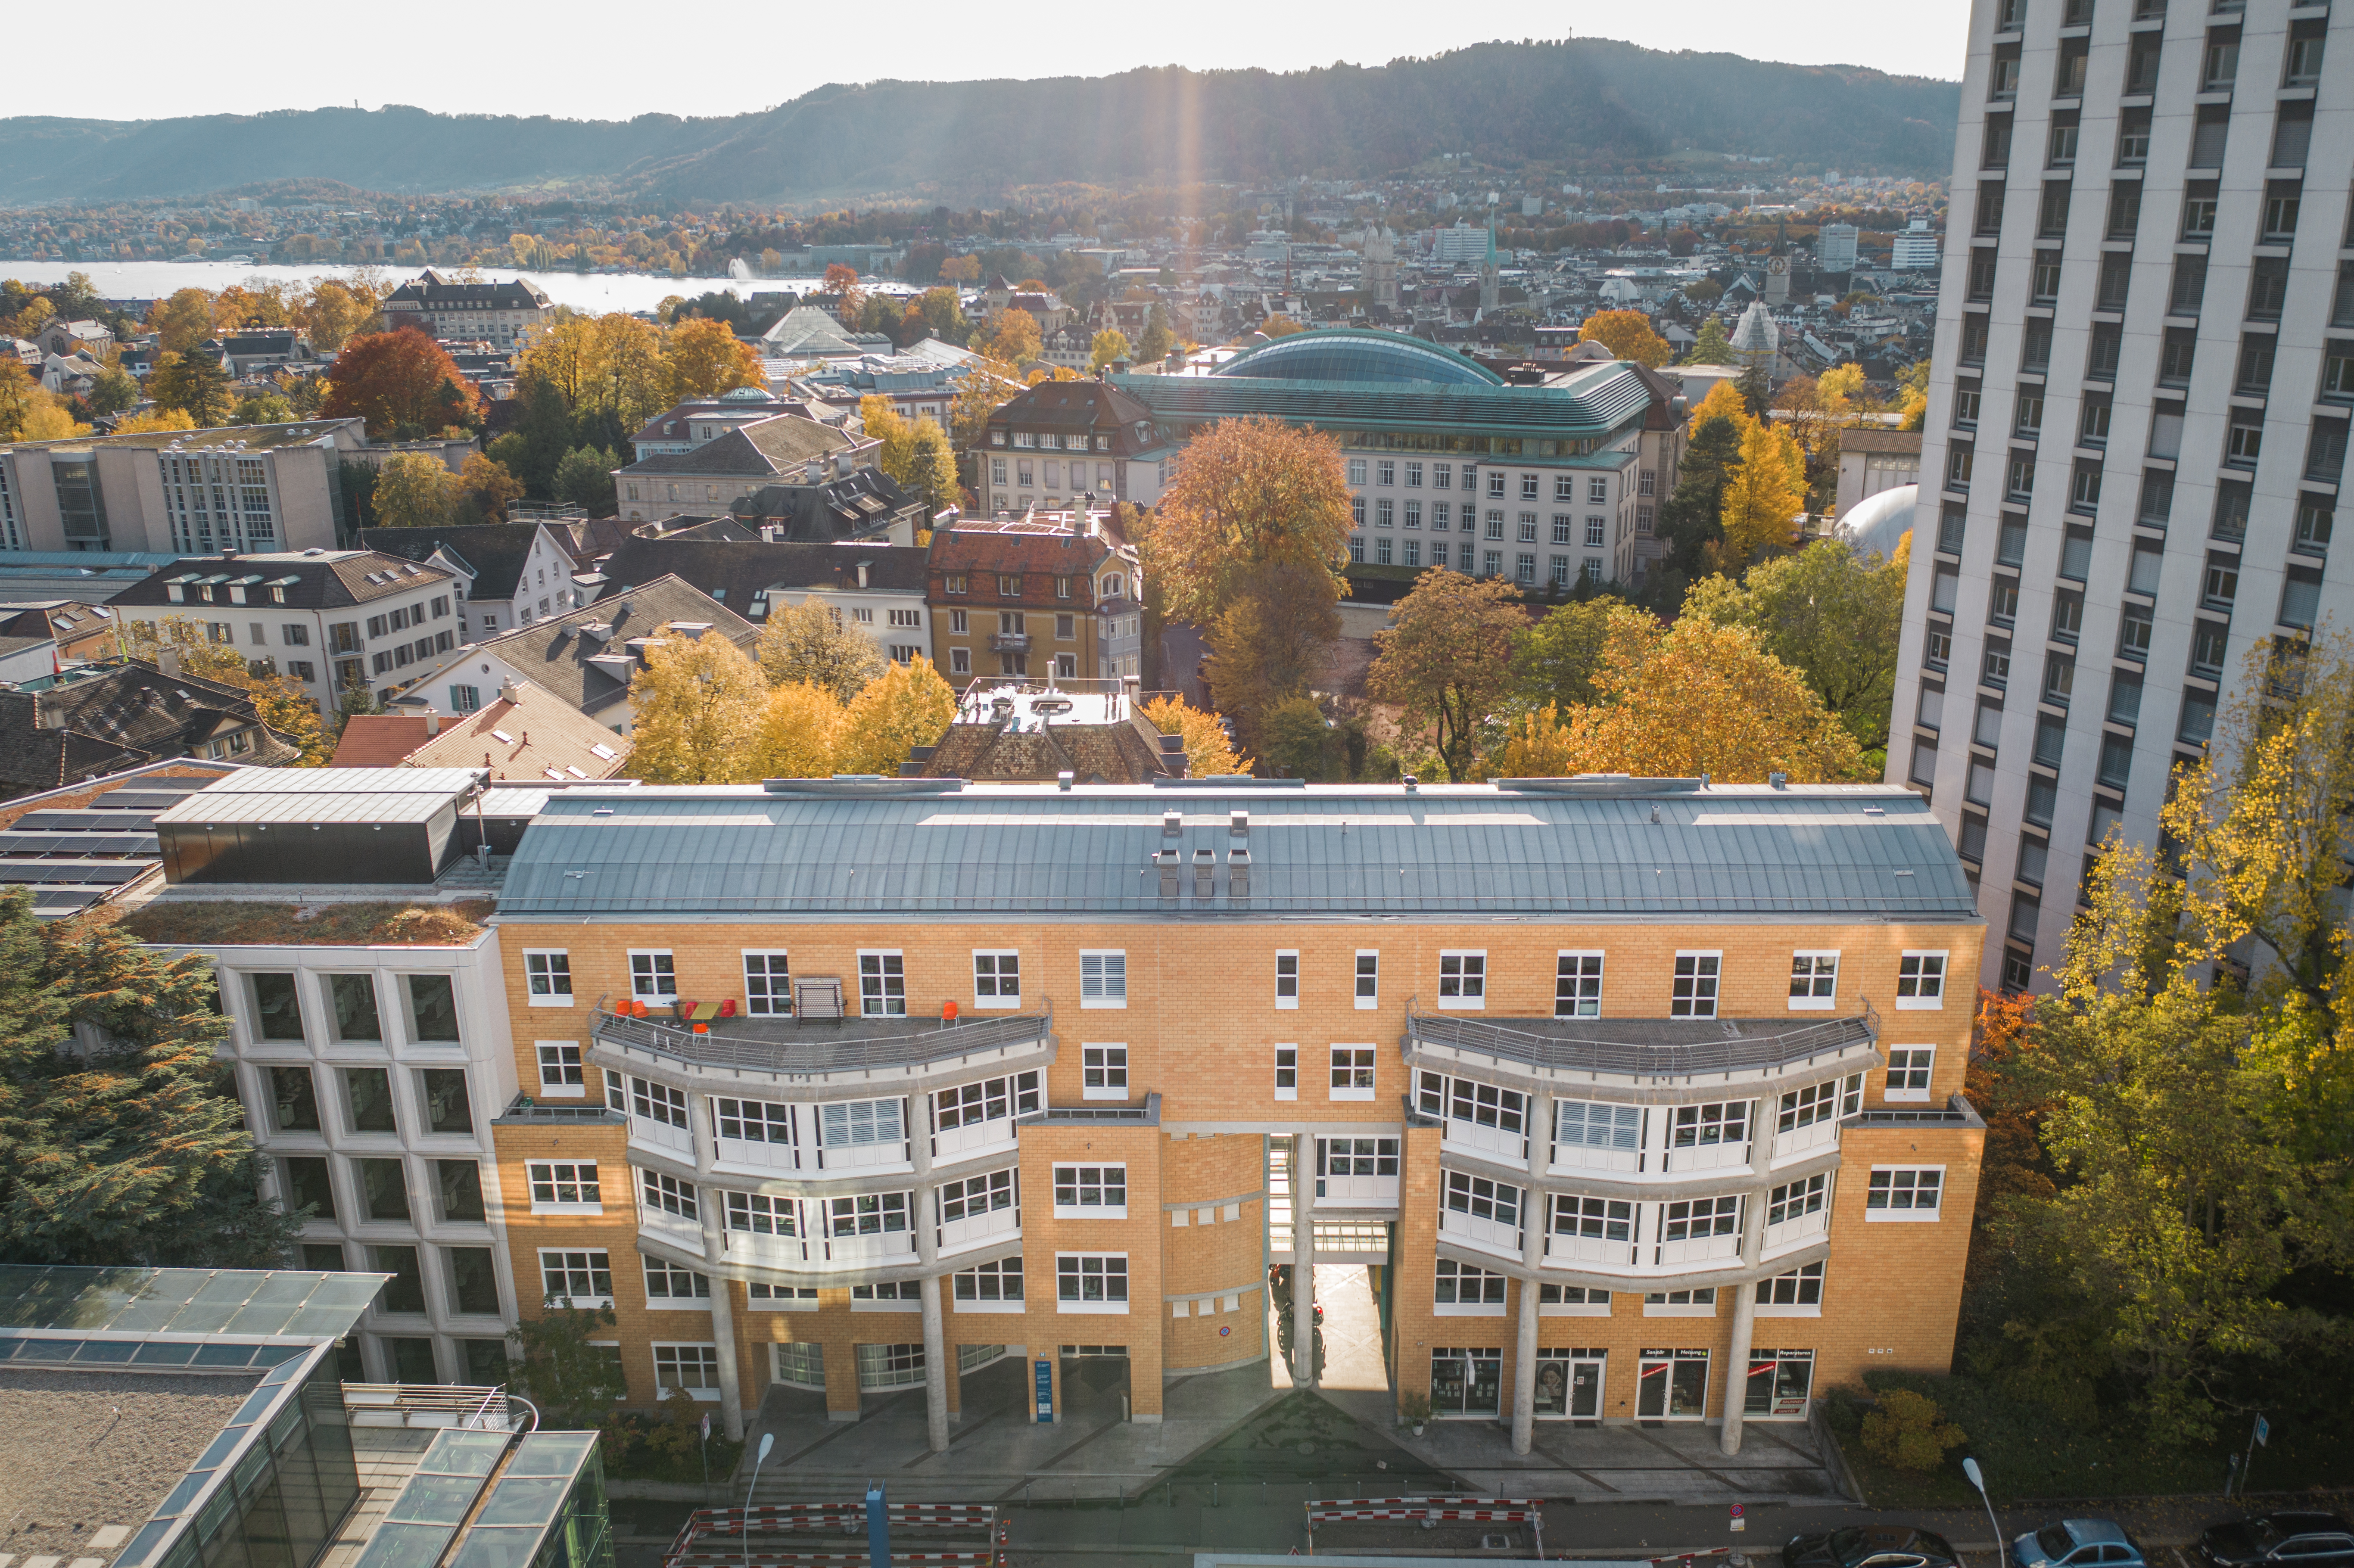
[1313,1264,1388,1390]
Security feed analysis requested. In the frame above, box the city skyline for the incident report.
[37,1,1966,125]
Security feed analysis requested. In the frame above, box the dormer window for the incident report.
[1013,432,1035,448]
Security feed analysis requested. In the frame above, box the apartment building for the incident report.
[1111,331,1665,591]
[927,515,1145,681]
[0,420,367,554]
[459,774,1981,1454]
[380,271,554,348]
[613,417,872,526]
[975,379,1173,516]
[1890,0,2352,991]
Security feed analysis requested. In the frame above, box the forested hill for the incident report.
[0,40,1959,207]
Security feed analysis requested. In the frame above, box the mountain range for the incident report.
[0,40,1960,208]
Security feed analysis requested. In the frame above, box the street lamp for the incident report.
[1963,1457,2005,1568]
[743,1431,775,1568]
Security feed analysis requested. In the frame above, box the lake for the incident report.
[0,259,825,316]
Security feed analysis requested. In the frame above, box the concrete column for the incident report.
[686,1088,744,1437]
[1513,1092,1554,1455]
[1292,1131,1317,1389]
[1721,1104,1775,1456]
[707,1275,746,1441]
[919,1272,950,1453]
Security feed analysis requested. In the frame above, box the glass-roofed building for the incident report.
[1100,328,1687,588]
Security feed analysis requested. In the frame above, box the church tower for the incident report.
[1364,226,1398,312]
[1477,192,1501,315]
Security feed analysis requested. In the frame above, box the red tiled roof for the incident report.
[330,716,436,768]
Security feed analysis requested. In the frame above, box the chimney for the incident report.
[156,647,182,678]
[1157,734,1188,778]
[856,562,870,588]
[805,457,823,484]
[1111,358,1130,375]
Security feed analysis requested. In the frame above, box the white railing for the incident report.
[715,1135,798,1173]
[1439,1207,1523,1260]
[934,1118,1018,1164]
[938,1207,1020,1256]
[343,1384,519,1430]
[814,1138,912,1173]
[1655,1230,1744,1267]
[1771,1117,1841,1164]
[1663,1139,1750,1174]
[1443,1119,1527,1165]
[823,1229,919,1265]
[1315,1174,1400,1207]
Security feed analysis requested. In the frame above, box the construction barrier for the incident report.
[662,1503,1001,1568]
[1303,1498,1543,1557]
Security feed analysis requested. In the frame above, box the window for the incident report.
[652,1343,720,1399]
[1437,951,1485,1007]
[825,1192,909,1235]
[1671,1101,1749,1154]
[1557,1099,1641,1155]
[859,951,905,1016]
[1052,1164,1126,1216]
[281,1157,335,1222]
[954,1259,1023,1305]
[1662,1196,1741,1248]
[743,952,791,1016]
[1354,951,1378,1008]
[1274,950,1298,1008]
[1329,1045,1376,1100]
[1435,1258,1507,1309]
[1347,458,1367,485]
[1551,1194,1635,1245]
[1444,1170,1522,1230]
[330,974,381,1042]
[816,1097,902,1151]
[1274,1045,1298,1100]
[344,1067,396,1134]
[1080,950,1126,1007]
[527,1161,601,1213]
[407,976,458,1043]
[1788,952,1837,1009]
[1766,1174,1828,1230]
[1896,952,1947,1008]
[638,1169,696,1220]
[715,1097,792,1143]
[1644,1286,1717,1312]
[627,1076,688,1130]
[539,1250,612,1307]
[1419,1072,1526,1135]
[1757,1262,1826,1310]
[1779,1073,1864,1132]
[1670,952,1719,1018]
[525,952,573,1004]
[1082,1044,1128,1099]
[1886,1046,1936,1101]
[1056,1254,1128,1310]
[1866,1167,1945,1219]
[523,1043,581,1099]
[629,951,676,1001]
[724,1192,798,1235]
[937,1168,1014,1227]
[251,975,302,1042]
[851,1282,921,1307]
[973,951,1019,1008]
[934,1072,1039,1129]
[1554,952,1602,1017]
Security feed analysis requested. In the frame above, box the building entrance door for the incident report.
[1531,1348,1605,1420]
[1636,1347,1709,1419]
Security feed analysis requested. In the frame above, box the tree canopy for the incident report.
[1367,569,1526,781]
[321,328,483,440]
[1577,309,1672,367]
[1144,415,1354,626]
[1682,535,1909,752]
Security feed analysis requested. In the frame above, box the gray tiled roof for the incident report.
[616,416,852,479]
[498,779,1980,921]
[449,574,756,719]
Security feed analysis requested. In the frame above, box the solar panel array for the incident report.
[3,781,199,918]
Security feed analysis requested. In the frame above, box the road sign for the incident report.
[2255,1416,2270,1447]
[1731,1504,1746,1533]
[701,1412,711,1442]
[1034,1358,1054,1422]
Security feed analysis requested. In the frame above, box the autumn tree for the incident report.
[1716,416,1808,568]
[1140,695,1251,778]
[1137,303,1175,364]
[1492,616,1867,782]
[830,657,958,776]
[624,628,770,784]
[758,598,886,700]
[1087,329,1131,373]
[117,615,332,765]
[1510,595,1641,715]
[1653,398,1748,575]
[294,278,381,351]
[1204,562,1340,746]
[87,364,140,417]
[1368,569,1526,781]
[948,358,1021,451]
[1146,415,1354,626]
[0,362,82,441]
[321,329,483,439]
[147,288,216,355]
[148,350,233,428]
[755,682,845,778]
[1578,309,1672,367]
[231,392,295,426]
[1259,315,1305,339]
[371,453,460,530]
[666,316,762,400]
[914,287,967,341]
[859,396,914,487]
[457,453,524,522]
[1681,537,1909,752]
[985,308,1042,367]
[112,408,197,436]
[903,420,958,518]
[0,893,302,1267]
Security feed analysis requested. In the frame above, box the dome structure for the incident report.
[1836,483,1918,563]
[1211,329,1501,387]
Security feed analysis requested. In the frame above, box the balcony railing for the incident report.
[594,1002,1051,1077]
[1407,1003,1879,1081]
[343,1384,524,1431]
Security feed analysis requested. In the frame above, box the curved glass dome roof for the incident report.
[1213,330,1502,387]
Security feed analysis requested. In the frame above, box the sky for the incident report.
[44,0,1965,124]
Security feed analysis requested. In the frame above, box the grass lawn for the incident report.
[1828,1373,2354,1508]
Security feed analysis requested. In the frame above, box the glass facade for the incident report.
[138,1350,358,1568]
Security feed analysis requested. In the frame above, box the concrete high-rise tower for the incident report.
[1891,0,2350,992]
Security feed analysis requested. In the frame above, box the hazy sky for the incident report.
[56,0,1965,123]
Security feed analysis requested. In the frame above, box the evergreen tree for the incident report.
[1653,417,1744,575]
[1684,317,1736,365]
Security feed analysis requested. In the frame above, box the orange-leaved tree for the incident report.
[665,316,763,401]
[1145,414,1354,625]
[1367,569,1527,781]
[321,328,483,440]
[1577,309,1672,367]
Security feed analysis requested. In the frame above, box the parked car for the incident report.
[2199,1512,2354,1568]
[1785,1527,1963,1568]
[2012,1520,2149,1568]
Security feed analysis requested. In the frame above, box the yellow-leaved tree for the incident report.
[666,316,763,400]
[1140,696,1251,778]
[985,308,1041,366]
[830,657,958,777]
[1717,417,1808,568]
[1492,615,1868,782]
[1576,309,1673,367]
[117,616,332,765]
[758,598,886,701]
[624,628,771,784]
[1088,329,1131,373]
[754,682,846,779]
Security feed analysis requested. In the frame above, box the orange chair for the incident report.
[718,999,738,1018]
[943,1000,960,1024]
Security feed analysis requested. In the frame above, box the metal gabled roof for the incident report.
[496,781,1979,923]
[1111,361,1652,437]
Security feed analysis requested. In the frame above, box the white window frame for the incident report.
[1436,950,1487,1010]
[1329,1044,1376,1101]
[526,1160,601,1215]
[1274,950,1299,1010]
[651,1341,721,1399]
[629,950,677,1002]
[1643,1286,1720,1317]
[742,951,791,1017]
[1671,951,1721,1019]
[952,1258,1024,1311]
[525,950,573,1006]
[1081,1043,1128,1101]
[1555,951,1603,1018]
[641,1256,709,1307]
[1433,1257,1509,1316]
[1051,1163,1128,1218]
[1273,1044,1298,1102]
[1788,950,1839,1011]
[1080,950,1127,1008]
[534,1041,584,1098]
[973,950,1020,1010]
[1865,1166,1946,1220]
[536,1248,612,1309]
[850,1282,924,1313]
[1896,951,1949,1010]
[1885,1045,1936,1103]
[1756,1260,1827,1317]
[1538,1283,1613,1317]
[1054,1252,1130,1313]
[858,950,906,1017]
[1354,950,1379,1010]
